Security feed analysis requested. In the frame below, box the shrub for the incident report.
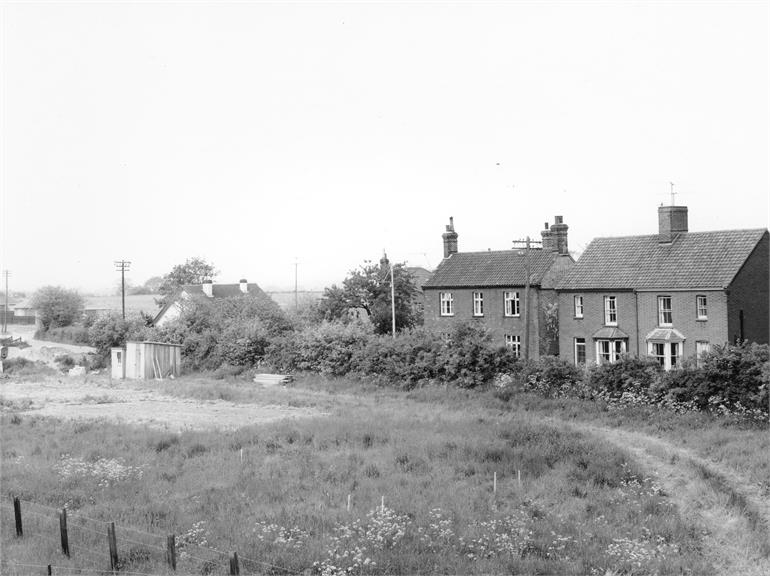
[30,286,84,329]
[88,313,150,359]
[35,325,91,345]
[586,356,662,398]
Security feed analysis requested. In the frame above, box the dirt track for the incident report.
[564,420,770,576]
[0,378,325,432]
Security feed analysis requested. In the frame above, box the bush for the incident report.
[30,286,84,330]
[88,313,151,359]
[35,325,91,346]
[586,356,662,398]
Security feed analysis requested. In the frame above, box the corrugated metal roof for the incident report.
[557,229,767,290]
[423,250,558,288]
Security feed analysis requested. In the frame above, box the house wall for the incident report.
[155,302,182,327]
[424,286,542,357]
[636,290,728,356]
[727,232,769,345]
[557,291,637,364]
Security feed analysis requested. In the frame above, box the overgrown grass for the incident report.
[1,387,711,575]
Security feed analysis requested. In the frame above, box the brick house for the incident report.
[422,217,574,358]
[556,205,769,369]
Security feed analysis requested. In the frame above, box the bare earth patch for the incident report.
[0,377,325,431]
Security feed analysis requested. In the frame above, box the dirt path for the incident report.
[560,420,770,576]
[0,378,326,432]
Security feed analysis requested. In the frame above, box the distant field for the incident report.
[83,294,160,315]
[4,374,767,575]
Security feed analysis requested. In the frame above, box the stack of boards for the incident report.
[252,373,293,387]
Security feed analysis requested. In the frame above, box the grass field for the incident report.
[1,373,767,575]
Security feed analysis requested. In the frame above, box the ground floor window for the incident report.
[505,334,521,358]
[596,339,625,365]
[648,341,681,370]
[574,338,586,364]
[695,341,710,367]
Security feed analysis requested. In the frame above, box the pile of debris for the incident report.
[252,373,293,387]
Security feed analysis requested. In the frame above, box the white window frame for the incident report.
[596,339,625,365]
[504,291,520,317]
[603,296,617,326]
[439,292,454,316]
[658,296,673,327]
[505,334,521,358]
[574,337,586,364]
[695,341,710,367]
[647,340,681,371]
[696,295,708,320]
[574,295,584,318]
[472,292,484,317]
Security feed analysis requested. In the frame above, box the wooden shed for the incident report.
[115,341,182,380]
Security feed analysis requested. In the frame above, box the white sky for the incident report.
[1,1,768,293]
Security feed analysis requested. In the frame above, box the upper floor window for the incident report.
[658,296,672,326]
[473,292,484,316]
[439,292,454,316]
[603,296,617,326]
[696,295,708,320]
[505,334,521,358]
[574,295,584,318]
[504,291,520,317]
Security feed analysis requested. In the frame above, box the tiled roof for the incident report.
[423,250,558,288]
[181,283,268,299]
[557,229,768,290]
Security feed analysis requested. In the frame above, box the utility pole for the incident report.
[670,181,676,205]
[114,261,131,319]
[512,237,543,361]
[2,270,9,335]
[294,258,298,310]
[390,262,396,339]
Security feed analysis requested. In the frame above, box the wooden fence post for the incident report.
[59,508,70,557]
[47,565,52,575]
[166,534,176,571]
[13,497,22,537]
[108,522,119,571]
[229,551,240,575]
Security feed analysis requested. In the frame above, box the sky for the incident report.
[1,1,768,294]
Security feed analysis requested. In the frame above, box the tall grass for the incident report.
[2,392,711,575]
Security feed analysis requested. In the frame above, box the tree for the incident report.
[157,257,218,307]
[318,256,421,335]
[30,286,85,330]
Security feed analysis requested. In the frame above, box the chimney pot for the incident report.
[442,216,459,258]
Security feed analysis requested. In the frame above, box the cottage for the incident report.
[153,278,273,326]
[556,204,769,369]
[422,217,574,358]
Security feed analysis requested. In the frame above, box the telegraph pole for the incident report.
[294,258,299,310]
[114,261,131,319]
[2,270,9,334]
[390,262,396,339]
[512,237,543,361]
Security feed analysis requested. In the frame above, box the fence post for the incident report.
[59,508,70,557]
[47,565,52,575]
[108,522,119,571]
[166,534,176,571]
[13,497,22,537]
[229,551,240,575]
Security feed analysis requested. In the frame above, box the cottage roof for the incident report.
[406,266,433,291]
[180,283,267,298]
[557,229,768,290]
[423,249,558,288]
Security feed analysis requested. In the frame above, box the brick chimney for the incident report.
[541,221,554,252]
[202,279,213,297]
[658,205,688,243]
[442,217,458,258]
[549,215,569,254]
[239,279,248,294]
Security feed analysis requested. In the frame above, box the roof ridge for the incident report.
[591,228,767,241]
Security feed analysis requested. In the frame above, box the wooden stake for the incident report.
[347,494,351,512]
[166,534,176,571]
[240,448,243,463]
[59,509,70,557]
[47,565,52,576]
[229,551,240,575]
[108,522,119,571]
[381,496,384,513]
[493,472,497,494]
[517,469,522,488]
[13,497,22,537]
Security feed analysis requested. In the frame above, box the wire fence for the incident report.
[2,497,301,575]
